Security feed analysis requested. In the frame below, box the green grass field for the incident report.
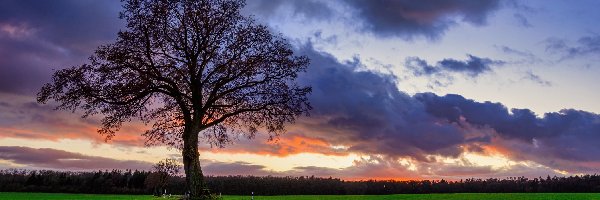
[0,192,165,200]
[1,192,600,200]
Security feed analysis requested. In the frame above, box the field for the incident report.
[1,192,600,200]
[225,193,600,200]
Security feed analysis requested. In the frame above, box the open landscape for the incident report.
[2,0,600,199]
[3,193,600,200]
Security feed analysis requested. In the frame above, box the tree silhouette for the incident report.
[37,0,311,198]
[147,159,181,196]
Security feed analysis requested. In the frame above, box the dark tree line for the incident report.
[2,169,600,195]
[0,169,190,195]
[205,175,600,195]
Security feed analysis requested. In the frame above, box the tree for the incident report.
[146,158,181,196]
[37,0,311,198]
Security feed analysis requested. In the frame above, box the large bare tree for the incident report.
[37,0,311,198]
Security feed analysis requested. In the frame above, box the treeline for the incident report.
[2,169,600,195]
[206,175,600,195]
[0,169,184,194]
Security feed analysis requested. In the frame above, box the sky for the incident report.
[1,0,600,180]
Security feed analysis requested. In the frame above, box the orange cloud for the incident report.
[200,133,350,157]
[0,98,148,146]
[269,135,346,156]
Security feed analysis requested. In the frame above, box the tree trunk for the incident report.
[182,126,205,199]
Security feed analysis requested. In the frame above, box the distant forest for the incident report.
[1,169,600,195]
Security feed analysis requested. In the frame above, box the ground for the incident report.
[1,192,600,200]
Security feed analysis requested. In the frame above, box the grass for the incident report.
[225,193,600,200]
[1,192,600,200]
[0,192,177,200]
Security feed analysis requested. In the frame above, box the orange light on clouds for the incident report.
[201,133,350,157]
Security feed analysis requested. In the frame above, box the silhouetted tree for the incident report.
[36,0,311,198]
[147,158,181,196]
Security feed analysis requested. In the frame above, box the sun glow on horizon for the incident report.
[202,151,360,172]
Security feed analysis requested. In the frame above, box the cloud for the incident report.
[416,93,600,172]
[0,146,152,170]
[522,71,551,86]
[495,45,541,64]
[210,44,596,174]
[0,0,121,50]
[513,13,532,28]
[405,57,440,76]
[497,45,532,57]
[203,160,275,176]
[205,47,481,158]
[0,94,147,146]
[344,0,502,39]
[199,45,599,174]
[246,0,503,40]
[0,0,598,179]
[405,55,504,77]
[545,35,600,59]
[200,155,421,180]
[0,145,564,180]
[198,133,349,157]
[293,156,421,180]
[292,45,484,161]
[0,0,122,94]
[0,34,597,178]
[200,153,562,180]
[417,93,587,143]
[245,0,333,20]
[403,55,504,88]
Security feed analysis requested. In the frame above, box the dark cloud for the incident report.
[0,0,122,94]
[246,0,503,39]
[294,45,482,161]
[545,35,600,59]
[344,0,502,39]
[405,55,504,78]
[415,92,600,171]
[245,0,333,20]
[0,146,152,170]
[405,57,439,76]
[281,44,600,172]
[0,0,122,50]
[438,55,504,76]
